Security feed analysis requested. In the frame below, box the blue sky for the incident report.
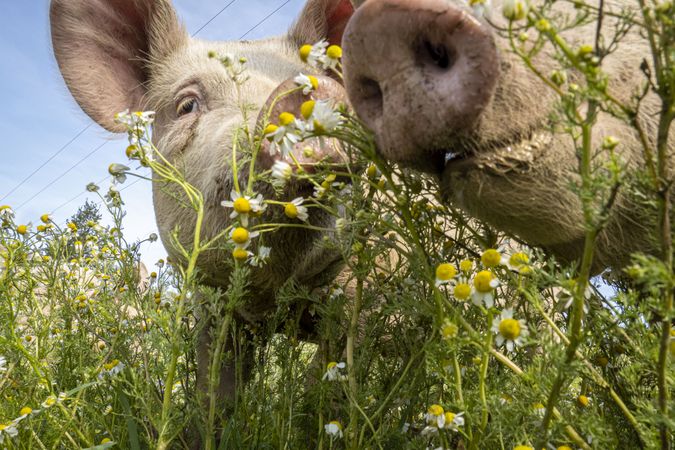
[0,0,306,264]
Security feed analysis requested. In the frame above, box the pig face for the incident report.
[50,0,356,319]
[342,0,672,270]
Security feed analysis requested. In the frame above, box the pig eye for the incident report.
[176,97,200,117]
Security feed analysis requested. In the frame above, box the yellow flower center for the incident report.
[454,283,471,300]
[285,203,299,219]
[459,259,473,273]
[231,227,250,244]
[263,124,278,136]
[499,318,521,340]
[40,214,50,223]
[557,446,573,450]
[299,44,312,62]
[435,263,457,282]
[313,119,326,134]
[329,420,342,430]
[326,361,337,370]
[307,75,319,90]
[279,112,296,127]
[326,45,342,60]
[301,100,316,120]
[577,395,590,407]
[232,248,249,261]
[481,249,501,267]
[16,225,27,235]
[0,424,5,431]
[474,270,495,293]
[233,197,251,214]
[513,446,534,450]
[101,438,112,444]
[45,397,56,406]
[366,164,378,179]
[428,404,444,417]
[37,225,46,233]
[444,411,456,423]
[19,407,32,416]
[441,322,458,339]
[67,222,77,231]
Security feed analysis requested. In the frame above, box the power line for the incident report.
[0,123,92,203]
[192,0,239,36]
[239,0,293,39]
[51,175,109,215]
[15,141,109,211]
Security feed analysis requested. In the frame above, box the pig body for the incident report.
[343,0,674,271]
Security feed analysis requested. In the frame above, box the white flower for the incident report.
[108,163,130,185]
[284,197,309,222]
[471,270,500,308]
[309,100,342,134]
[0,422,18,444]
[229,227,259,251]
[491,309,529,352]
[462,0,491,17]
[0,356,6,374]
[221,191,265,227]
[269,125,302,160]
[502,0,528,20]
[324,420,343,438]
[0,205,14,221]
[322,361,346,381]
[441,411,464,431]
[249,246,271,267]
[114,110,155,128]
[425,404,446,429]
[302,40,329,69]
[99,359,125,379]
[15,406,38,424]
[293,73,319,95]
[271,160,293,187]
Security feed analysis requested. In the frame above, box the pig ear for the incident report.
[288,0,355,47]
[50,0,187,132]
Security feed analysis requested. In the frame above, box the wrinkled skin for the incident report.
[50,0,355,420]
[342,0,674,272]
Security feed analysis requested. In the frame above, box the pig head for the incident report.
[342,0,674,272]
[50,0,356,320]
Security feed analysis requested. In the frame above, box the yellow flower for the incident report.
[278,112,296,127]
[557,446,573,450]
[40,214,50,223]
[264,124,279,137]
[513,446,534,450]
[299,44,313,62]
[101,438,112,444]
[37,225,46,233]
[231,227,250,245]
[326,45,342,60]
[16,225,28,235]
[459,259,473,273]
[301,100,316,120]
[67,222,78,232]
[19,407,32,416]
[453,281,472,300]
[232,248,250,261]
[435,263,457,285]
[508,251,532,274]
[492,309,529,352]
[473,270,495,293]
[577,394,590,407]
[481,248,503,268]
[441,321,458,339]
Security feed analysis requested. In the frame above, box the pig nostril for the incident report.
[357,77,384,123]
[419,40,455,71]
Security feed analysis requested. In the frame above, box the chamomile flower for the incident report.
[99,359,125,379]
[435,263,457,286]
[465,0,491,17]
[284,197,309,221]
[441,411,464,431]
[221,191,265,227]
[293,73,319,95]
[0,422,18,444]
[507,251,532,274]
[440,320,459,340]
[232,247,252,261]
[230,227,259,249]
[271,160,293,187]
[309,100,342,134]
[0,205,14,221]
[502,0,529,21]
[492,309,528,352]
[513,446,534,450]
[481,248,507,268]
[299,40,329,68]
[324,420,343,438]
[15,406,37,423]
[0,356,6,374]
[471,270,499,308]
[425,404,446,428]
[108,163,130,184]
[577,394,590,407]
[114,110,155,128]
[249,246,271,267]
[266,115,302,160]
[451,277,473,301]
[322,361,346,381]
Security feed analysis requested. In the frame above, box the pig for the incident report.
[50,0,356,418]
[341,0,674,272]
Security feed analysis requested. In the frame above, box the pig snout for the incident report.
[342,0,499,172]
[257,75,349,172]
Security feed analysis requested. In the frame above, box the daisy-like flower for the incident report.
[506,251,532,274]
[480,248,507,268]
[232,247,253,262]
[441,411,464,431]
[324,420,343,438]
[99,359,125,379]
[435,263,457,286]
[114,110,155,128]
[450,276,473,301]
[440,320,458,340]
[0,205,14,222]
[15,406,37,423]
[299,40,329,69]
[322,361,346,381]
[459,259,473,274]
[465,0,491,17]
[577,394,590,407]
[293,73,319,95]
[323,44,342,70]
[266,113,302,159]
[230,227,259,249]
[249,246,271,267]
[0,356,6,374]
[425,404,446,428]
[308,100,342,134]
[491,309,529,352]
[22,335,35,346]
[284,197,309,221]
[471,270,499,308]
[271,160,293,187]
[221,190,265,227]
[0,422,18,444]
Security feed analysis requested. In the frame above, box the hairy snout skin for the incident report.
[342,0,675,271]
[342,0,499,172]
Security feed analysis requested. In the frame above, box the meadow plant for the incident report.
[0,2,673,449]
